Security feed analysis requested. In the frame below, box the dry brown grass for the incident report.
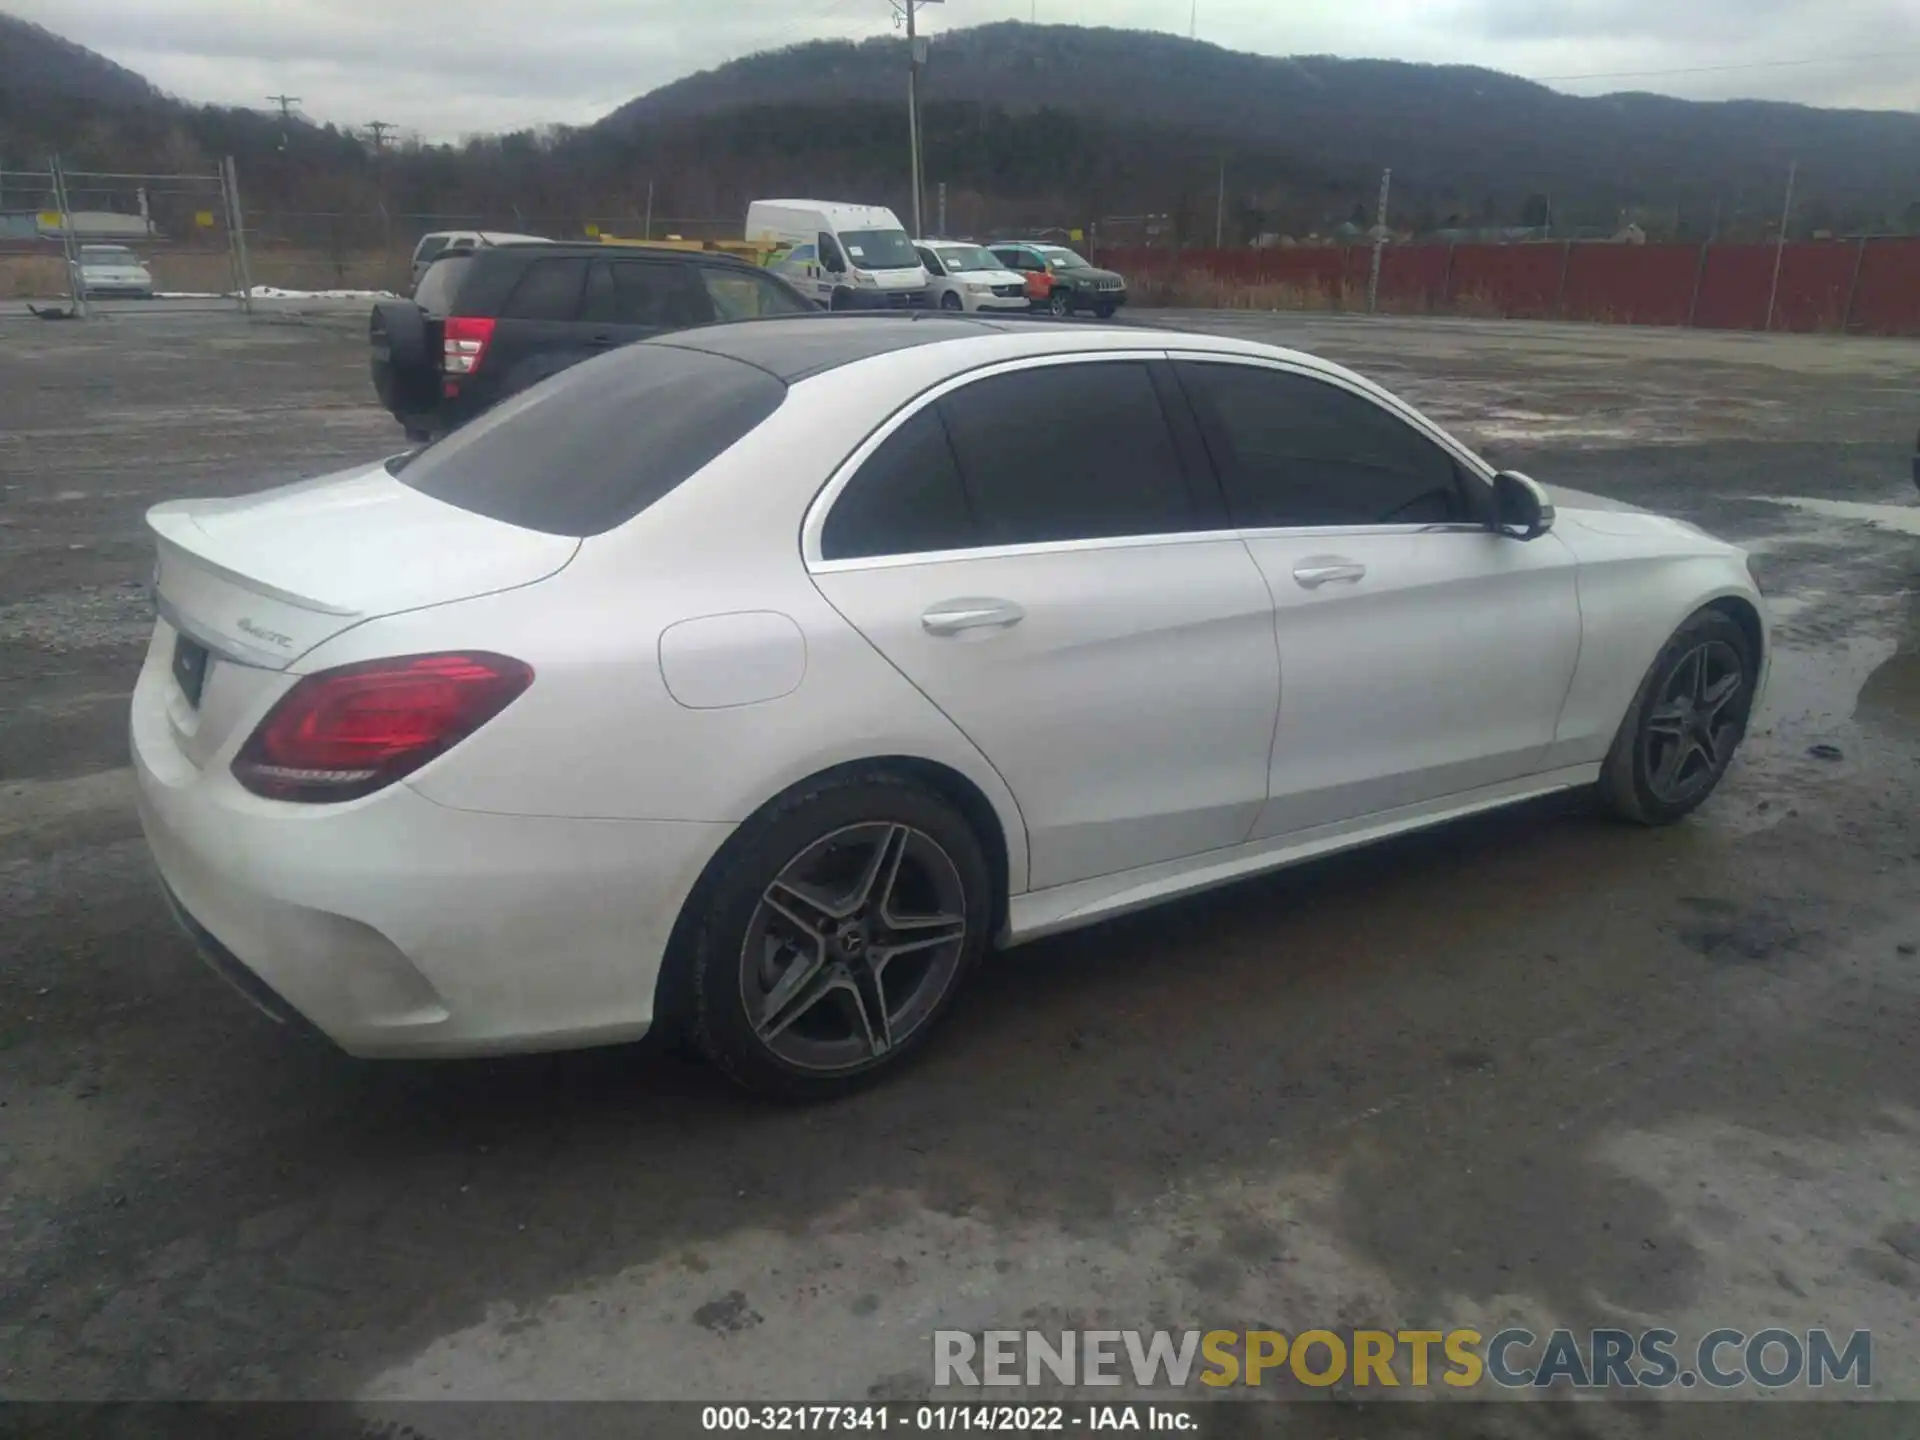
[0,254,69,299]
[0,245,407,299]
[1133,268,1358,312]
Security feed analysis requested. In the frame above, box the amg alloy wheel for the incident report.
[682,774,990,1099]
[1601,608,1755,824]
[743,822,968,1074]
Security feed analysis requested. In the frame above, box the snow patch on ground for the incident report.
[154,287,397,300]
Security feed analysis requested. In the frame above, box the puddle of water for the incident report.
[1760,496,1920,538]
[1858,647,1920,729]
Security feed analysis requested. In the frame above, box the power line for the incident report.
[1533,51,1918,84]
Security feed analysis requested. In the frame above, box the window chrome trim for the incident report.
[801,344,1504,574]
[811,527,1250,574]
[802,349,1186,571]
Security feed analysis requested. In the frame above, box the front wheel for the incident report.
[681,773,992,1100]
[1093,301,1117,319]
[939,290,964,311]
[1599,608,1756,824]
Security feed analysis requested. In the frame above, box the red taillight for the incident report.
[442,315,495,377]
[233,652,533,802]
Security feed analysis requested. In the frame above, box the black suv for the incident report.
[371,242,815,440]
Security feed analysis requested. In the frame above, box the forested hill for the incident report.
[4,13,1917,243]
[605,22,1920,234]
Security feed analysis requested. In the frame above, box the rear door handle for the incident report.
[1292,560,1367,588]
[921,599,1026,636]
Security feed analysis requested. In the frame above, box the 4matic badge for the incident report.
[236,618,293,648]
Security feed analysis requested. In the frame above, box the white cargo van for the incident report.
[747,199,929,310]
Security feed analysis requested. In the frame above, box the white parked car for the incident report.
[78,243,155,298]
[134,317,1766,1097]
[914,240,1031,313]
[407,230,548,291]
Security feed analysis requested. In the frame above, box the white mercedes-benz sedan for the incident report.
[133,315,1766,1097]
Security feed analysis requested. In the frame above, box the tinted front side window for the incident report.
[939,362,1194,546]
[1179,362,1466,527]
[398,345,786,537]
[822,409,975,560]
[500,258,588,321]
[700,267,814,321]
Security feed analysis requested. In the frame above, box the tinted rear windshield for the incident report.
[394,343,787,537]
[413,254,474,313]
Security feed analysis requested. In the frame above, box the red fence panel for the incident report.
[1092,239,1920,334]
[1446,243,1564,318]
[1688,246,1772,330]
[1561,243,1698,326]
[1847,238,1920,336]
[1769,243,1859,332]
[1373,245,1451,311]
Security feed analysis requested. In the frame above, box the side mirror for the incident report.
[824,254,846,275]
[1492,471,1555,540]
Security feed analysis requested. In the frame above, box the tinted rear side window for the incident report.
[938,361,1195,546]
[500,258,588,321]
[413,255,474,316]
[397,345,786,537]
[822,408,975,560]
[581,260,715,328]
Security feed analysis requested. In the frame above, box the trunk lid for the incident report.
[149,459,580,673]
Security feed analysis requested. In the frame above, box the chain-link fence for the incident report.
[0,156,252,313]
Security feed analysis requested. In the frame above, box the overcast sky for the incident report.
[16,0,1919,139]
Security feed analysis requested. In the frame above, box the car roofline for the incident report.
[462,242,769,270]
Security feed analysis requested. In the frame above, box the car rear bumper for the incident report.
[132,659,733,1058]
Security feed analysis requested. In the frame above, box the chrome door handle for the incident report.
[1292,560,1366,588]
[921,599,1026,636]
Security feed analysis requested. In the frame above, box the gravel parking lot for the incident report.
[3,304,1919,1427]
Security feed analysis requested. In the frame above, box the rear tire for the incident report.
[1048,288,1074,317]
[1599,608,1755,825]
[680,772,991,1101]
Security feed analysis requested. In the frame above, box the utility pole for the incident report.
[891,0,941,237]
[364,120,396,151]
[1764,160,1796,333]
[1214,158,1225,247]
[1189,0,1197,39]
[266,94,300,151]
[1367,165,1392,314]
